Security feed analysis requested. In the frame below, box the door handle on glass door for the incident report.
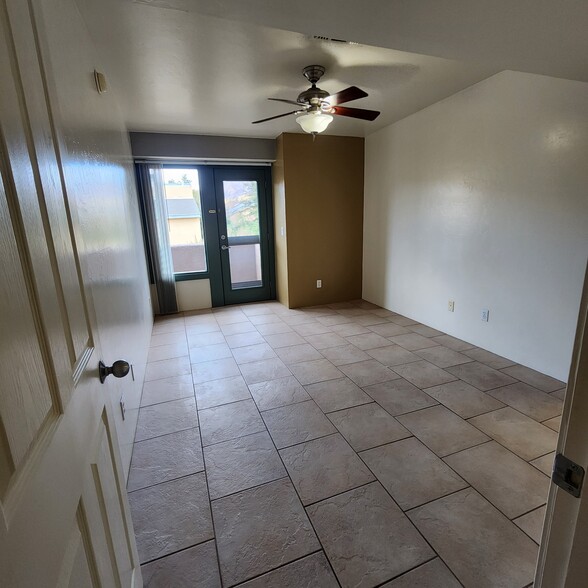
[221,244,230,250]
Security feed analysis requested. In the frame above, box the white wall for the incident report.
[177,279,213,311]
[363,71,588,381]
[38,0,153,474]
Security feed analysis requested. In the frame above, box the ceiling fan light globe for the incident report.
[296,112,333,134]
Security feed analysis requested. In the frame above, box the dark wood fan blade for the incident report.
[269,98,308,107]
[331,105,380,121]
[252,110,300,124]
[325,86,368,105]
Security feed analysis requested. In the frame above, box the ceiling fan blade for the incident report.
[325,86,368,106]
[252,110,300,124]
[331,105,380,121]
[269,98,308,107]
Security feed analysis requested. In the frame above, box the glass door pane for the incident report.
[222,180,262,290]
[161,168,207,275]
[213,167,273,305]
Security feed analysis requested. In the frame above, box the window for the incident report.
[162,168,207,275]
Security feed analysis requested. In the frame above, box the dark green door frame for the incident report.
[212,166,275,306]
[196,167,225,307]
[137,163,275,308]
[150,164,275,307]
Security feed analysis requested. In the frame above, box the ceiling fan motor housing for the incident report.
[298,65,330,106]
[297,87,329,106]
[302,64,326,84]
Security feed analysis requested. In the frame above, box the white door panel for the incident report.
[0,172,54,480]
[0,0,141,585]
[88,414,135,587]
[4,0,93,387]
[57,517,98,588]
[0,18,62,493]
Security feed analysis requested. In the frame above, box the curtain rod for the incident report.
[133,157,272,167]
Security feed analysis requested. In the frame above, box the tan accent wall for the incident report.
[272,136,289,306]
[275,133,364,308]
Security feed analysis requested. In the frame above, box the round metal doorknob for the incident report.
[99,360,130,384]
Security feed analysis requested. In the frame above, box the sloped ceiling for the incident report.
[134,0,588,82]
[75,0,586,138]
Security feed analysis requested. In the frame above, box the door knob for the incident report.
[99,360,130,384]
[221,244,230,250]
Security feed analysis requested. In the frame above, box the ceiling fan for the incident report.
[252,65,380,135]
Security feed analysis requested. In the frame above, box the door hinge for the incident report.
[552,453,585,498]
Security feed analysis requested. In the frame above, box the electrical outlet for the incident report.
[316,279,322,288]
[481,309,490,322]
[448,300,455,312]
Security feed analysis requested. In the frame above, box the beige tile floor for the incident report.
[128,300,566,588]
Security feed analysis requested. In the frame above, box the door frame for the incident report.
[136,163,276,308]
[211,165,276,306]
[535,260,588,587]
[144,163,276,308]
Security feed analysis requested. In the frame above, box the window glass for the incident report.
[222,180,262,289]
[163,168,207,274]
[223,181,261,238]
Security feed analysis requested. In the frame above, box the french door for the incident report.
[154,165,275,307]
[212,167,274,305]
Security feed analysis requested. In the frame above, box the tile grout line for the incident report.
[352,441,464,583]
[237,393,345,587]
[134,422,199,445]
[513,503,549,522]
[137,302,558,586]
[439,438,494,459]
[228,549,325,588]
[195,316,232,588]
[208,475,290,504]
[143,316,557,496]
[127,469,206,495]
[199,314,340,585]
[249,359,448,585]
[356,417,549,539]
[404,484,530,587]
[353,359,561,465]
[140,537,216,568]
[370,555,466,588]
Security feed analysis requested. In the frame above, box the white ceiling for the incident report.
[75,0,586,139]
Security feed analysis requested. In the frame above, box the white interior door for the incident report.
[0,0,141,585]
[535,261,588,587]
